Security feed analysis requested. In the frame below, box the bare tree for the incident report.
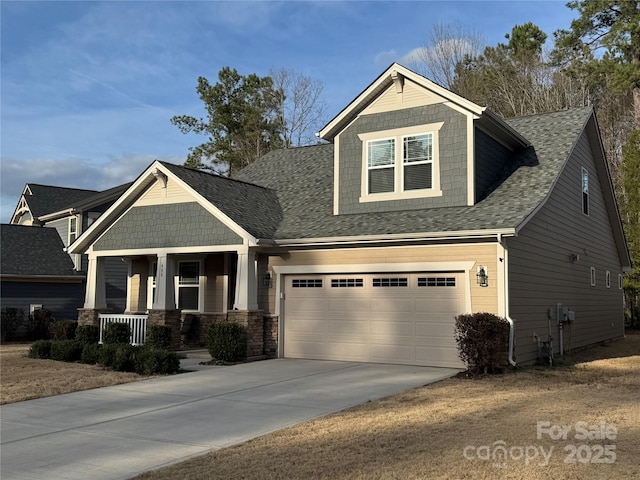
[408,22,484,88]
[270,68,329,147]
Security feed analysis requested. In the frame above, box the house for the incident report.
[4,183,131,319]
[1,224,84,320]
[67,64,631,366]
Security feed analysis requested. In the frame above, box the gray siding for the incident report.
[474,128,512,202]
[507,130,624,364]
[93,202,243,251]
[46,218,69,246]
[338,104,468,214]
[1,280,85,320]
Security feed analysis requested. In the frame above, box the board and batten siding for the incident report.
[507,129,624,364]
[264,243,498,316]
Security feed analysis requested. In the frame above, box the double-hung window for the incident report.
[360,123,443,202]
[178,261,200,311]
[582,167,589,216]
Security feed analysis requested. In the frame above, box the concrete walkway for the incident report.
[1,358,459,480]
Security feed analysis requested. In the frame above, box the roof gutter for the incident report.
[274,228,516,247]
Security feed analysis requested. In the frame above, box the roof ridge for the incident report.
[159,160,276,191]
[26,183,99,193]
[506,105,593,122]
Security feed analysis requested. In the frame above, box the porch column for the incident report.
[153,253,176,310]
[233,251,258,310]
[84,255,106,309]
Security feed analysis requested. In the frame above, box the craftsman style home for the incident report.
[68,64,630,366]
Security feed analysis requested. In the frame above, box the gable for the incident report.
[362,80,444,115]
[92,202,243,252]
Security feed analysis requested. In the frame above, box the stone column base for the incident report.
[77,308,111,326]
[147,309,182,350]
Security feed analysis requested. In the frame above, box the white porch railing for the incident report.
[99,314,148,346]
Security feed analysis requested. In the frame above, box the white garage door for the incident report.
[283,273,466,368]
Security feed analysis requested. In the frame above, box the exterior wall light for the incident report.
[263,271,273,288]
[476,266,489,287]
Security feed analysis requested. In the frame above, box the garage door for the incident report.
[283,273,466,368]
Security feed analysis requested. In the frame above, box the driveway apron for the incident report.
[1,359,459,480]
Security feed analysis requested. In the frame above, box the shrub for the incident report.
[207,322,247,362]
[75,325,100,345]
[1,307,25,342]
[454,312,510,375]
[100,343,137,371]
[51,320,78,340]
[102,323,131,345]
[50,340,84,362]
[81,343,102,364]
[135,347,180,375]
[29,309,52,340]
[28,340,52,359]
[145,325,173,350]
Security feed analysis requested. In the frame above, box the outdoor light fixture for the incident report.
[263,271,273,288]
[476,266,489,287]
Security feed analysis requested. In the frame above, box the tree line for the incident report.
[172,1,639,324]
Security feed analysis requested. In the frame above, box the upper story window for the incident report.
[359,123,443,202]
[68,216,78,244]
[582,167,589,216]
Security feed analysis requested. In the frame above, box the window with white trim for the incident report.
[359,123,443,202]
[68,216,78,244]
[177,261,200,310]
[619,273,623,289]
[372,277,408,287]
[590,267,596,287]
[292,279,323,288]
[582,167,589,216]
[331,278,364,288]
[606,270,611,288]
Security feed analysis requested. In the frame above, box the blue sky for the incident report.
[0,0,577,222]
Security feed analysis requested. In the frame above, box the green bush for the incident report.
[100,343,136,371]
[1,307,25,342]
[28,340,52,359]
[454,312,510,375]
[81,343,102,364]
[207,322,247,362]
[102,322,131,345]
[135,347,180,375]
[50,340,84,362]
[51,320,78,340]
[29,309,52,340]
[75,325,100,345]
[145,325,173,350]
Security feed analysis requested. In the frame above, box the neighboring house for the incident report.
[68,64,631,366]
[1,224,84,319]
[6,183,131,317]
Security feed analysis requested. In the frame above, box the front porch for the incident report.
[78,249,277,358]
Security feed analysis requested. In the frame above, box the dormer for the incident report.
[319,63,529,216]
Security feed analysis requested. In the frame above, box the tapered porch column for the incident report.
[152,253,176,310]
[84,255,106,309]
[233,251,258,310]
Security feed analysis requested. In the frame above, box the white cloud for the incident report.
[374,49,399,67]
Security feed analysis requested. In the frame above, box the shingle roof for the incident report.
[23,184,98,218]
[1,224,79,277]
[234,107,592,240]
[159,162,283,239]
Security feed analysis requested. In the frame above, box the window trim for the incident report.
[582,167,589,216]
[359,123,443,202]
[606,270,611,289]
[619,273,623,290]
[176,260,202,312]
[590,266,596,287]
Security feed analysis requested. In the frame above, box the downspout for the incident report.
[499,234,517,367]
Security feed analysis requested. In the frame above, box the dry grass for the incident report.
[0,343,153,404]
[133,335,640,480]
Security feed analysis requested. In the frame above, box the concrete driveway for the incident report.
[1,358,459,480]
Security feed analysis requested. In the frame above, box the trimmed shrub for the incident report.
[28,340,52,359]
[29,309,52,340]
[145,325,173,350]
[100,343,137,371]
[51,320,78,340]
[81,343,102,364]
[102,322,131,345]
[454,312,510,375]
[50,340,84,362]
[135,348,180,375]
[207,322,247,362]
[1,307,25,342]
[76,325,100,345]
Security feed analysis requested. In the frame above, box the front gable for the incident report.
[323,64,529,216]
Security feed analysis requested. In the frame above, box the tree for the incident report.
[171,67,283,175]
[270,68,328,148]
[621,129,640,328]
[408,22,484,89]
[553,0,640,125]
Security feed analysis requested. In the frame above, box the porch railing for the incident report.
[98,314,148,346]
